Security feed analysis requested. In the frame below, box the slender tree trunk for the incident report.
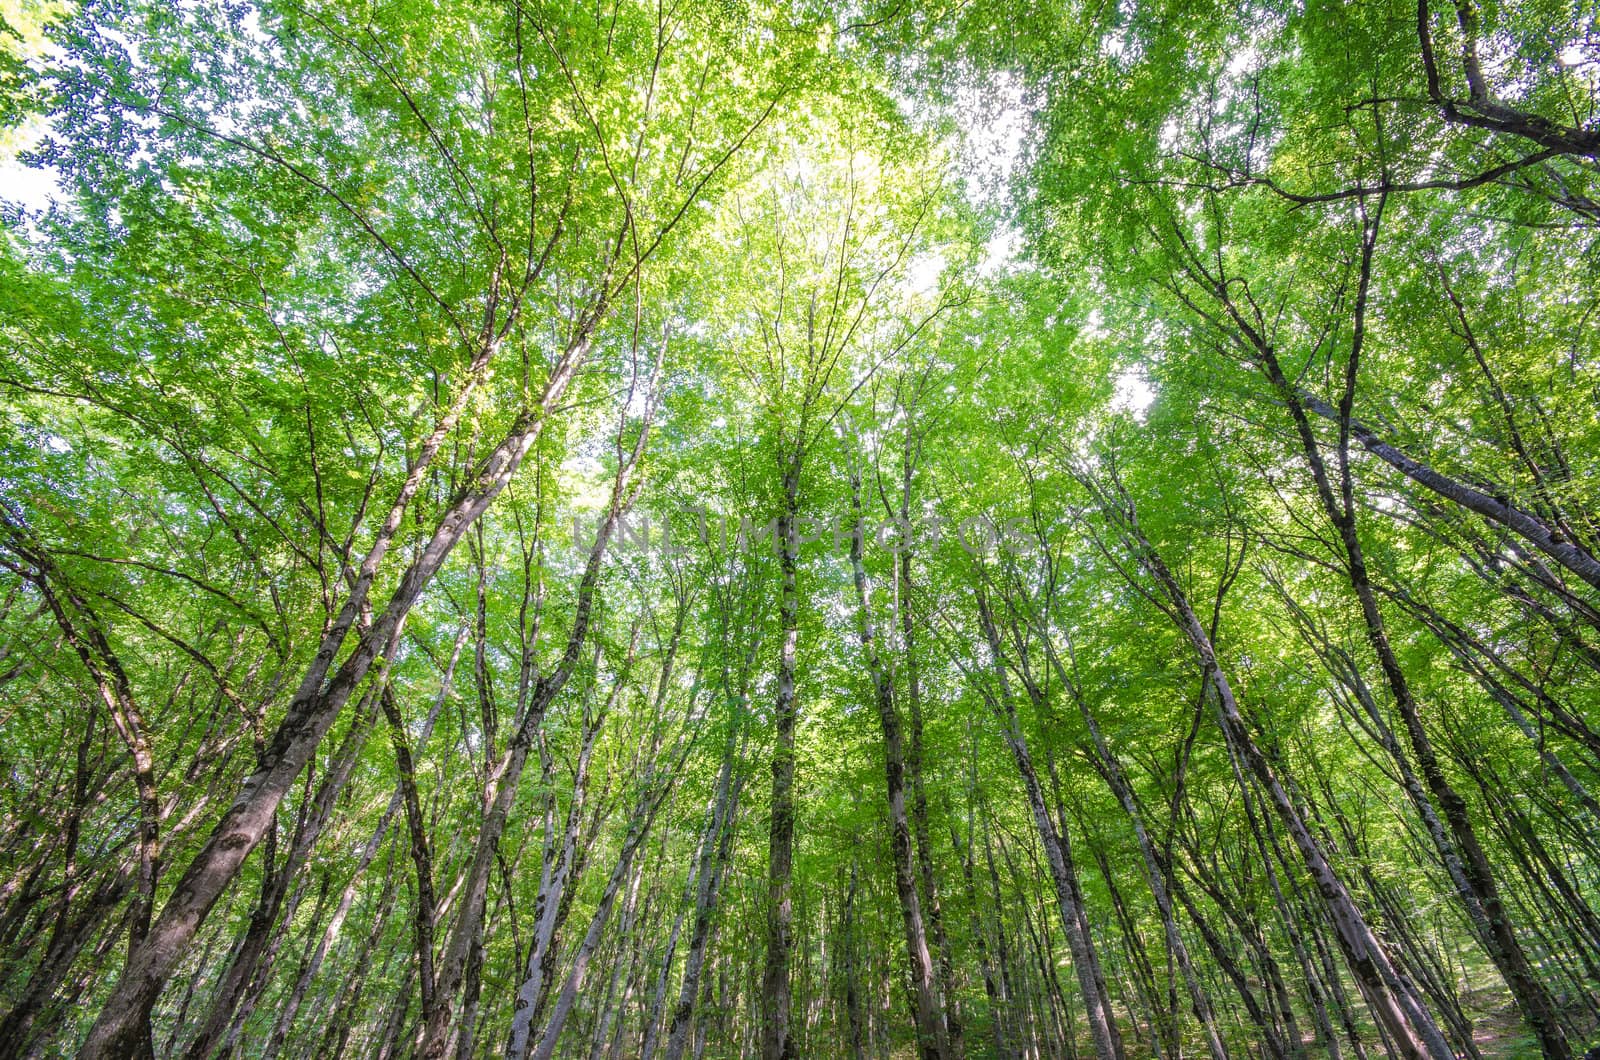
[1295,389,1600,593]
[1262,331,1574,1059]
[27,574,162,968]
[641,889,689,1060]
[1088,480,1455,1060]
[588,855,647,1060]
[1050,640,1230,1060]
[847,467,948,1060]
[183,686,379,1060]
[78,341,589,1057]
[975,588,1125,1060]
[662,671,750,1060]
[762,459,802,1060]
[428,407,653,1058]
[840,862,867,1060]
[529,751,680,1060]
[896,434,961,1053]
[1225,737,1342,1058]
[955,814,1012,1060]
[505,687,611,1059]
[0,872,132,1058]
[263,631,463,1059]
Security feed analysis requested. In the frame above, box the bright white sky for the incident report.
[0,156,61,212]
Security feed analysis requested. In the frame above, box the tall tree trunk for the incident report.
[262,630,464,1059]
[77,337,591,1057]
[840,862,867,1060]
[183,684,380,1060]
[529,748,681,1060]
[661,665,751,1060]
[1086,475,1455,1060]
[587,854,648,1060]
[25,571,162,967]
[641,885,689,1060]
[1224,737,1342,1058]
[505,675,615,1059]
[1259,307,1574,1059]
[955,813,1013,1060]
[1046,637,1231,1060]
[847,466,949,1060]
[896,429,960,1053]
[761,458,802,1060]
[426,394,654,1058]
[975,587,1125,1060]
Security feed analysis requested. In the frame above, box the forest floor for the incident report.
[1461,985,1539,1058]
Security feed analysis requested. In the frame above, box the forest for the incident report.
[0,0,1597,1056]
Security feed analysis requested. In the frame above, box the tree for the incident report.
[2,0,1598,1055]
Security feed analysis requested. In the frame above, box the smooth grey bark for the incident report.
[1258,263,1575,1058]
[1039,636,1230,1060]
[261,626,466,1060]
[901,492,961,1054]
[1294,390,1600,594]
[425,376,656,1059]
[659,650,751,1060]
[761,457,802,1060]
[1083,474,1455,1060]
[528,735,688,1060]
[587,854,648,1060]
[507,550,680,1060]
[846,466,948,1060]
[974,588,1125,1060]
[79,331,586,1057]
[503,702,608,1059]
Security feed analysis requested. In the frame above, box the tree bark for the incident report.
[847,467,949,1060]
[1045,637,1230,1060]
[1085,475,1456,1060]
[1262,323,1574,1059]
[77,340,587,1057]
[661,661,751,1060]
[974,587,1125,1060]
[1296,390,1600,595]
[761,458,802,1060]
[426,386,653,1058]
